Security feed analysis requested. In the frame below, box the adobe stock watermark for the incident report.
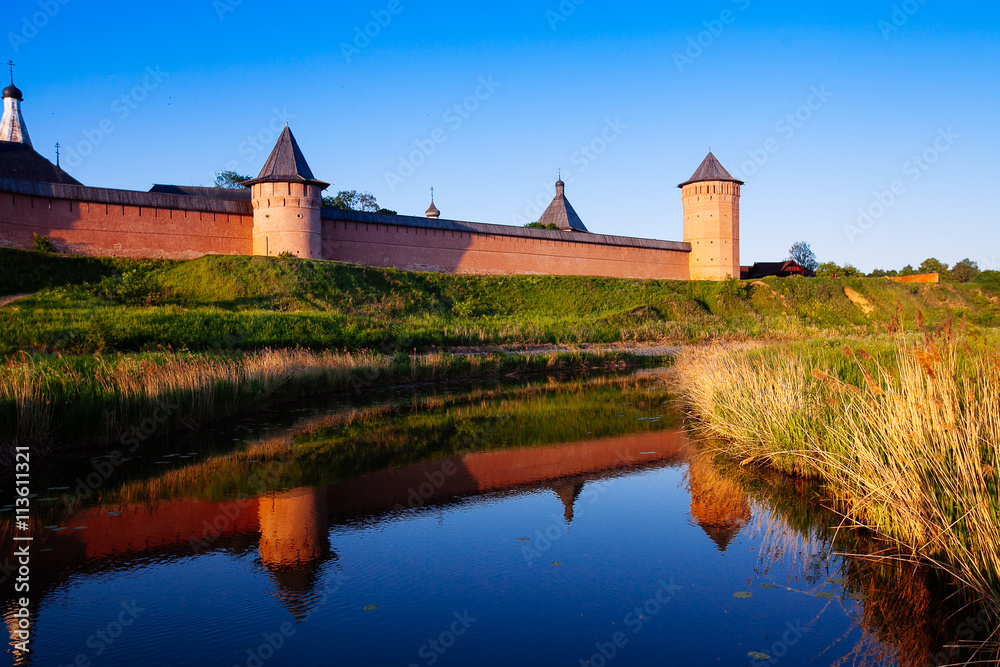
[384,75,502,192]
[341,0,405,63]
[879,0,930,40]
[510,117,627,226]
[62,67,170,170]
[521,482,612,566]
[213,0,243,21]
[62,399,180,510]
[7,0,71,53]
[843,127,959,244]
[733,85,833,181]
[749,620,811,666]
[408,610,477,667]
[546,0,586,30]
[578,579,682,667]
[55,600,144,667]
[232,571,350,667]
[221,107,297,175]
[189,456,292,555]
[673,0,751,73]
[393,416,507,512]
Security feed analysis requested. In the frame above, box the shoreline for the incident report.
[1,348,674,453]
[671,328,1000,615]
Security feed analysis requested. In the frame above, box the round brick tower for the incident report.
[243,126,329,259]
[679,152,743,280]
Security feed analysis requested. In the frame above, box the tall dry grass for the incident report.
[673,327,1000,610]
[0,348,645,446]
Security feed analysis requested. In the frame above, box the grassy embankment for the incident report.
[2,247,1000,447]
[673,325,1000,613]
[3,247,1000,353]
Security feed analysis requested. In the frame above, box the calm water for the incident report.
[2,372,992,666]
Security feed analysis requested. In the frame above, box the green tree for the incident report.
[918,258,950,278]
[899,265,917,276]
[868,268,899,278]
[950,258,980,283]
[525,222,558,230]
[321,190,395,214]
[815,261,841,278]
[816,262,860,278]
[787,241,819,273]
[214,171,252,189]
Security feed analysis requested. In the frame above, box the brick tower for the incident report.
[679,153,743,280]
[244,126,329,259]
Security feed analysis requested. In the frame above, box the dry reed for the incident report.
[673,327,1000,611]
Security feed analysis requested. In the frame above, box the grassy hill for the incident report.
[2,248,999,354]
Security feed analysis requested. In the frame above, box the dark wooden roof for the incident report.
[0,177,252,214]
[537,181,588,232]
[678,152,744,188]
[243,126,329,189]
[149,184,252,202]
[322,208,690,253]
[0,143,82,185]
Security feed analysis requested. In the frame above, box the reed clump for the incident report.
[0,348,652,446]
[673,326,1000,609]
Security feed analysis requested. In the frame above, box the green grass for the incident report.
[2,248,1000,354]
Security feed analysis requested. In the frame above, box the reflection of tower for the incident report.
[258,487,334,618]
[687,455,751,552]
[5,603,32,666]
[550,480,585,525]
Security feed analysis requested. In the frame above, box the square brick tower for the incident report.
[679,153,743,280]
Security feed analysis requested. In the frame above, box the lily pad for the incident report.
[814,591,835,599]
[747,652,771,660]
[516,538,531,542]
[845,593,867,602]
[363,605,378,612]
[733,592,753,599]
[760,584,779,589]
[827,577,847,585]
[551,561,564,566]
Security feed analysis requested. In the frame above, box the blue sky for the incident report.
[5,0,999,271]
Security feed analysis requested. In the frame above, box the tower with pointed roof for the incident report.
[0,69,80,185]
[243,126,329,259]
[679,152,743,280]
[537,177,588,232]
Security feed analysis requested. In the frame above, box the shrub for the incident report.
[32,233,55,253]
[99,270,161,306]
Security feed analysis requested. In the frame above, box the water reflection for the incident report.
[2,373,997,666]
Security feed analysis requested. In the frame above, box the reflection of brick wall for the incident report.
[0,190,252,259]
[322,218,692,280]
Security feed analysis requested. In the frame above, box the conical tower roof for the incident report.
[537,179,588,232]
[243,126,329,189]
[678,152,743,188]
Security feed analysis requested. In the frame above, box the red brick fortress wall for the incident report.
[0,180,253,259]
[322,211,692,280]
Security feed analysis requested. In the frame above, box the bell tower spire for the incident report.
[0,61,31,147]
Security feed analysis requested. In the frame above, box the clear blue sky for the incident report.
[5,0,999,271]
